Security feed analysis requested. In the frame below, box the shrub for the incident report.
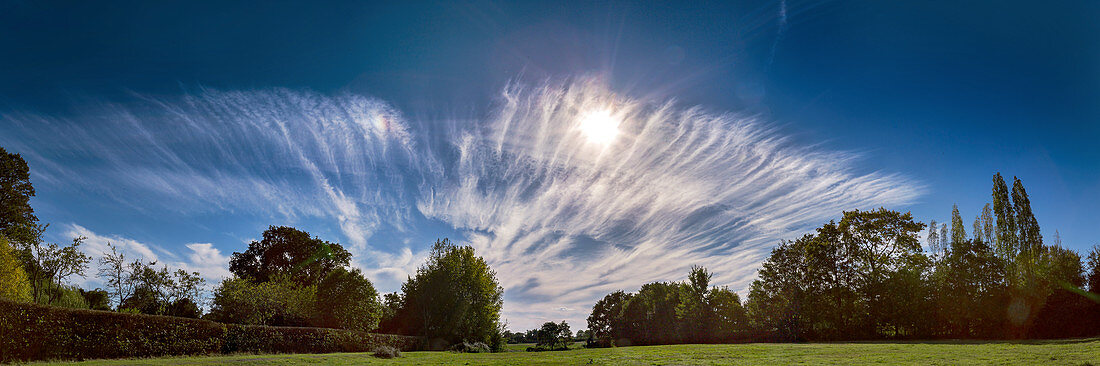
[372,346,401,359]
[0,236,31,302]
[0,298,421,362]
[448,341,491,353]
[207,275,317,326]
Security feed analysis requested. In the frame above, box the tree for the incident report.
[314,267,382,332]
[950,204,966,246]
[934,238,1007,338]
[621,281,683,345]
[97,242,137,309]
[839,208,925,336]
[535,321,572,350]
[926,219,940,255]
[396,238,503,347]
[1012,177,1042,258]
[992,173,1017,260]
[0,236,31,302]
[1087,245,1100,294]
[117,261,205,317]
[379,292,405,334]
[0,147,39,246]
[707,286,747,342]
[587,290,632,347]
[972,214,983,243]
[939,223,949,254]
[677,265,713,343]
[229,226,351,285]
[79,288,111,310]
[980,203,995,248]
[207,275,317,326]
[23,235,91,305]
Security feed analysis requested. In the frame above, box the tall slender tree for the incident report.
[991,173,1017,260]
[1011,177,1042,257]
[926,219,939,255]
[939,223,949,253]
[972,215,983,243]
[950,204,967,245]
[980,203,995,247]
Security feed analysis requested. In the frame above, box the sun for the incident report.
[577,109,620,145]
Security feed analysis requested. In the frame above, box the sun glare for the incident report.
[577,109,620,145]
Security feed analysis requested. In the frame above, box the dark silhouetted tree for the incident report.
[0,147,39,246]
[992,173,1017,260]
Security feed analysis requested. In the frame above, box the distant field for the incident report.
[38,338,1100,365]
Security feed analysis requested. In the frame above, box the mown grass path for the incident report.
[38,338,1100,365]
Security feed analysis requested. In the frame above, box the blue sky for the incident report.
[1,1,1097,330]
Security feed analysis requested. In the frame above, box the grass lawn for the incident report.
[36,338,1100,365]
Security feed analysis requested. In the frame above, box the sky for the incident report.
[1,1,1098,330]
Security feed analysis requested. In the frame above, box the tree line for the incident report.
[587,173,1100,344]
[0,146,506,352]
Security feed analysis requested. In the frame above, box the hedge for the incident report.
[0,298,421,362]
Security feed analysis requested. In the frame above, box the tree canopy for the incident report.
[229,226,351,285]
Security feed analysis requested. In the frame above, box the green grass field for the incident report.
[37,339,1100,365]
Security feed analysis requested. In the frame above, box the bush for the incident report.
[0,298,421,362]
[372,346,401,359]
[0,236,31,302]
[207,276,317,326]
[448,341,491,353]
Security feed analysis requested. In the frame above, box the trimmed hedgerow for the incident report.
[0,298,420,363]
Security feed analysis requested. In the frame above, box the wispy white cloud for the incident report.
[0,78,922,330]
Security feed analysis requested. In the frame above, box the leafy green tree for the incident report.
[621,281,683,345]
[586,290,632,347]
[992,173,1017,260]
[535,321,572,350]
[950,204,967,246]
[707,286,747,341]
[397,238,503,347]
[677,265,713,343]
[980,203,995,247]
[839,208,925,336]
[314,267,382,332]
[881,252,935,338]
[1087,245,1100,294]
[939,223,949,254]
[933,238,1007,338]
[79,288,111,310]
[0,236,31,302]
[207,275,317,326]
[229,226,351,285]
[1012,177,1042,258]
[0,147,39,246]
[379,292,405,333]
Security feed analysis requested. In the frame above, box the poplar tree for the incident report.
[939,223,949,253]
[950,204,967,245]
[1011,177,1041,257]
[980,203,995,247]
[972,215,983,243]
[926,219,939,254]
[991,173,1017,260]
